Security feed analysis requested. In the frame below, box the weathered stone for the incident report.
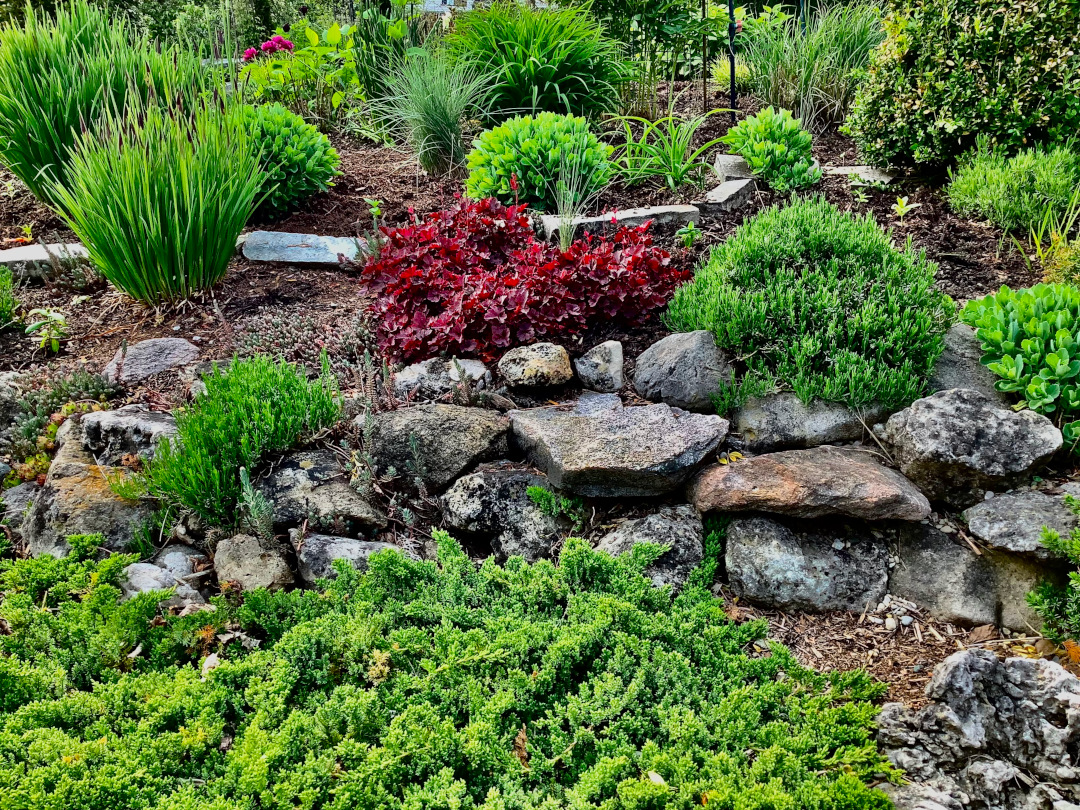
[725,515,889,612]
[80,405,177,466]
[713,153,753,182]
[498,343,573,388]
[21,420,153,557]
[594,504,703,590]
[441,465,566,562]
[878,389,1063,508]
[877,650,1080,809]
[929,324,1006,401]
[876,783,961,810]
[732,393,892,452]
[822,165,895,185]
[102,338,200,386]
[633,331,732,412]
[2,481,38,529]
[121,561,205,608]
[394,358,491,400]
[242,231,367,265]
[367,404,510,492]
[153,543,209,580]
[962,484,1080,559]
[539,205,700,242]
[690,446,930,521]
[214,533,293,591]
[0,242,88,282]
[293,531,398,584]
[574,341,624,393]
[510,397,728,497]
[695,178,756,214]
[257,449,386,534]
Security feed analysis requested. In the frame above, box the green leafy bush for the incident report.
[666,196,954,409]
[139,353,341,527]
[741,1,884,132]
[0,0,204,204]
[1029,495,1080,643]
[845,0,1080,169]
[960,284,1080,448]
[241,102,340,218]
[720,106,822,193]
[51,99,264,305]
[0,531,897,810]
[947,139,1080,234]
[466,112,613,211]
[448,0,625,120]
[615,111,728,191]
[0,265,16,328]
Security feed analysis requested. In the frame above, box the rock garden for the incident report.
[1,0,1080,808]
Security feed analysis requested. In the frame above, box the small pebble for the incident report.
[867,616,884,625]
[901,616,914,627]
[876,602,886,613]
[940,524,956,534]
[985,491,995,500]
[882,594,892,607]
[832,539,845,551]
[885,617,898,631]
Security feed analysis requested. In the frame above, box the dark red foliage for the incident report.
[357,197,687,363]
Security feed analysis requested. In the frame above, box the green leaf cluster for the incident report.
[720,107,821,194]
[0,531,897,810]
[241,102,341,218]
[844,0,1080,169]
[960,283,1080,447]
[666,195,954,411]
[1028,495,1080,642]
[947,138,1080,234]
[448,0,626,120]
[466,112,613,212]
[138,353,342,528]
[615,111,729,192]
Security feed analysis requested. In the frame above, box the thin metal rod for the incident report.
[728,0,737,124]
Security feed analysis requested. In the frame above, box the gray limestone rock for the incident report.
[214,533,293,591]
[498,343,573,388]
[293,531,399,584]
[574,341,624,393]
[394,358,491,400]
[80,405,178,466]
[594,504,704,590]
[242,231,367,265]
[102,338,200,386]
[962,484,1080,559]
[731,393,892,452]
[633,331,732,412]
[928,324,1006,401]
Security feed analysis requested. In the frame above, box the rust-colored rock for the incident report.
[689,445,930,521]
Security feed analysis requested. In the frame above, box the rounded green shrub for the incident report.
[447,0,625,120]
[720,106,821,193]
[844,0,1080,169]
[665,195,954,410]
[465,112,613,211]
[241,102,340,217]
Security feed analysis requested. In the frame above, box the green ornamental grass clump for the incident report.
[720,106,822,194]
[0,529,897,810]
[960,283,1080,449]
[844,0,1080,168]
[51,99,264,305]
[947,139,1080,234]
[448,0,625,120]
[0,0,204,204]
[666,196,954,410]
[466,112,613,211]
[241,102,341,218]
[137,353,341,527]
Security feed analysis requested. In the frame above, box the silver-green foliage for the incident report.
[0,0,204,204]
[947,138,1080,234]
[140,353,341,527]
[380,49,493,177]
[666,196,954,410]
[51,99,264,305]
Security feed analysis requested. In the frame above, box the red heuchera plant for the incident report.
[358,198,686,363]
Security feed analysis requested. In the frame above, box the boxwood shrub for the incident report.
[845,0,1080,169]
[0,530,897,810]
[665,195,954,411]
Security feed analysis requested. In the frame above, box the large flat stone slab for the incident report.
[694,178,756,214]
[242,231,367,266]
[102,338,200,385]
[732,393,892,452]
[962,484,1080,560]
[689,446,930,521]
[539,205,699,241]
[0,243,87,281]
[509,394,728,497]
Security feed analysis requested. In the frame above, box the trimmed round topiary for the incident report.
[844,0,1080,169]
[465,112,613,212]
[241,102,340,218]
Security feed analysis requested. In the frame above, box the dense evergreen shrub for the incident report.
[947,139,1080,234]
[241,102,341,218]
[0,531,897,810]
[720,107,821,193]
[359,198,683,362]
[466,112,613,211]
[960,283,1080,449]
[844,0,1080,168]
[447,0,625,120]
[137,353,341,527]
[665,196,954,410]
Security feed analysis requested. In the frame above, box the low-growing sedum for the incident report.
[666,195,954,411]
[465,112,613,212]
[720,106,821,194]
[0,530,897,810]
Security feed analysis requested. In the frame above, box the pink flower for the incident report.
[260,40,275,52]
[242,47,258,61]
[280,38,294,51]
